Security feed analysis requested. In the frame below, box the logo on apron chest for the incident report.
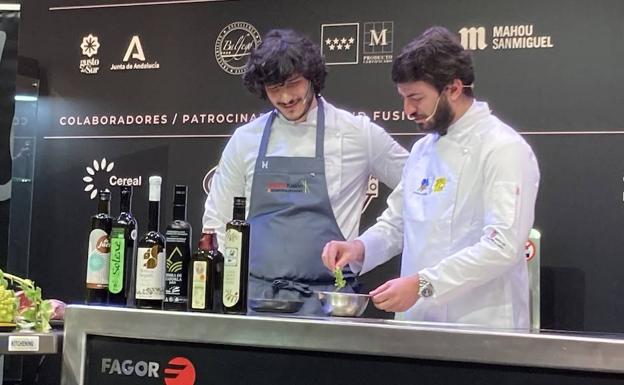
[266,178,310,193]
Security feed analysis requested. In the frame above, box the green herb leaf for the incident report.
[333,267,346,291]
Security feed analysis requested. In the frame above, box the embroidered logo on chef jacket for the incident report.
[415,178,432,195]
[486,228,507,250]
[266,178,310,193]
[433,177,447,193]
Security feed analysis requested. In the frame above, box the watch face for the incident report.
[419,278,434,297]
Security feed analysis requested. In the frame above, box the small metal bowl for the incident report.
[317,291,370,317]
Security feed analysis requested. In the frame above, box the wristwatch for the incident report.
[418,276,434,298]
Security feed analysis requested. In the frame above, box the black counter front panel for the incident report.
[84,335,624,385]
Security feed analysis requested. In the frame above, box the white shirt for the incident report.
[203,98,408,250]
[358,101,540,329]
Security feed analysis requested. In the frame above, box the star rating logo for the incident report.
[80,34,100,58]
[325,36,355,51]
[321,23,359,65]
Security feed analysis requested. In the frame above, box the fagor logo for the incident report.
[164,357,196,385]
[82,158,142,199]
[100,356,195,384]
[459,26,488,50]
[101,358,160,378]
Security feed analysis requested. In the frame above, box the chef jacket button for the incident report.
[335,132,341,137]
[462,148,468,154]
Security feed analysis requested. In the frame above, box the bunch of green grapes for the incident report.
[0,284,17,323]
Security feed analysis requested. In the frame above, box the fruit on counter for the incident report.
[0,285,18,323]
[16,292,66,320]
[0,269,54,332]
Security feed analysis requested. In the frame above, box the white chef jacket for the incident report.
[203,97,408,250]
[357,100,540,329]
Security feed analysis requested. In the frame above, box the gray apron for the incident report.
[248,98,354,316]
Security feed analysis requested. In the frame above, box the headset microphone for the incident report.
[417,84,474,124]
[422,95,441,123]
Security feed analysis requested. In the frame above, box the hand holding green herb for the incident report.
[333,267,346,291]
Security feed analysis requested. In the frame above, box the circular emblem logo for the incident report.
[215,21,261,75]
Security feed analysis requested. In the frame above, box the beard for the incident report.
[414,95,454,136]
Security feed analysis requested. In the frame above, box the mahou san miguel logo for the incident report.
[100,356,196,385]
[459,24,554,51]
[82,158,142,199]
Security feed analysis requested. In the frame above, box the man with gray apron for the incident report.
[202,29,408,316]
[248,98,355,315]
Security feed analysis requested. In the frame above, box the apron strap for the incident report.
[315,98,325,159]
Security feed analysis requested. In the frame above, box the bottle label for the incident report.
[164,229,190,304]
[135,246,165,300]
[223,229,242,308]
[191,261,208,309]
[86,228,110,288]
[108,227,125,294]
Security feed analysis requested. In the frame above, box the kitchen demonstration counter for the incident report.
[62,305,624,384]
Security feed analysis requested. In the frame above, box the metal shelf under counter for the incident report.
[62,305,624,385]
[0,330,62,355]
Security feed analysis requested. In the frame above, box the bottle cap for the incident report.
[148,176,162,202]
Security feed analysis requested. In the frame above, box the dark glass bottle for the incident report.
[86,190,113,305]
[108,186,138,306]
[223,197,250,314]
[135,176,166,309]
[164,185,192,311]
[188,230,224,312]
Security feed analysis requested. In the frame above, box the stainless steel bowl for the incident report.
[316,291,370,317]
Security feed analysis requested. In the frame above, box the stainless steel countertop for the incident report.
[62,305,624,385]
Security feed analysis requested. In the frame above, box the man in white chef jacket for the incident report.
[203,29,408,315]
[322,26,540,328]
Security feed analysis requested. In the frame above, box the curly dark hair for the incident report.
[392,26,474,96]
[243,29,327,99]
